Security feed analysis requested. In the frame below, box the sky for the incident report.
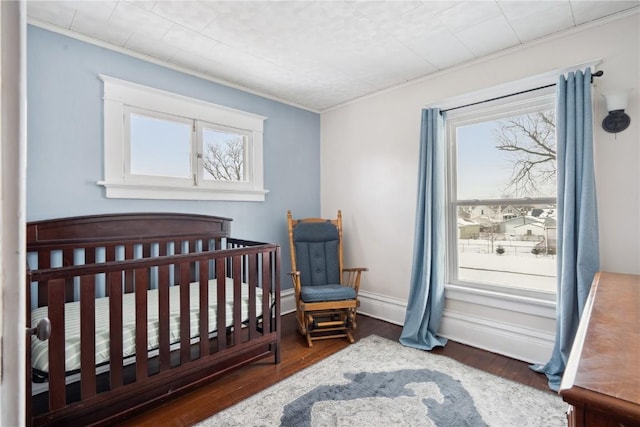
[455,115,556,201]
[130,114,191,178]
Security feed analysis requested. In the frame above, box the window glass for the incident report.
[456,203,557,293]
[129,113,192,178]
[448,100,557,295]
[202,127,246,182]
[456,110,556,200]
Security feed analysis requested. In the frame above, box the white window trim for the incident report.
[445,89,558,302]
[436,61,601,305]
[98,75,268,201]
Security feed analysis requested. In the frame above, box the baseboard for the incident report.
[439,310,554,364]
[356,290,406,325]
[279,288,554,364]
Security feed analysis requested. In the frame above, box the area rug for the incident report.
[196,335,566,427]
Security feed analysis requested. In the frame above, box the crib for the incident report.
[26,213,281,426]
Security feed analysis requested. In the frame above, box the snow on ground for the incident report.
[457,240,556,293]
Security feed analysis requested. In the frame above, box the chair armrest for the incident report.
[342,267,368,294]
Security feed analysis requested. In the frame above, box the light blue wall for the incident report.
[27,26,321,282]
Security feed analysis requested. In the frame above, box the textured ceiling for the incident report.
[27,0,640,112]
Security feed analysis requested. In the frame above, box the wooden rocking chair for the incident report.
[287,210,367,347]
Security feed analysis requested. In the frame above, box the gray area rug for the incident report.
[197,335,566,426]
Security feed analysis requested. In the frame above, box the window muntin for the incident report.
[447,93,557,296]
[99,75,267,201]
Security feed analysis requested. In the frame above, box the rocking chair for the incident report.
[287,210,367,347]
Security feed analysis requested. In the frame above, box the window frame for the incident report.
[445,90,557,301]
[99,75,268,201]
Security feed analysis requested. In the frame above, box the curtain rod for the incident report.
[440,70,604,114]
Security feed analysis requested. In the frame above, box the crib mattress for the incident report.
[31,278,264,374]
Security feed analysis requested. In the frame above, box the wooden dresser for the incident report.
[559,272,640,427]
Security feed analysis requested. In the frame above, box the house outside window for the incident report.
[446,91,557,298]
[99,75,267,201]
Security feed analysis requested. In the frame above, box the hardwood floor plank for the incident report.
[118,313,553,426]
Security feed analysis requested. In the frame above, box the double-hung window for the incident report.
[445,90,557,298]
[100,75,267,201]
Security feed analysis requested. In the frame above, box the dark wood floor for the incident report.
[119,313,553,426]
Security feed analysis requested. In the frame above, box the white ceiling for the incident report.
[27,0,639,112]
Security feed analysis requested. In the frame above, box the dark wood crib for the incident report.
[25,213,281,426]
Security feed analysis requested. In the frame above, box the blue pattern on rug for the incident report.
[280,368,488,427]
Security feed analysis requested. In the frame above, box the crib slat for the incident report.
[158,241,168,257]
[248,254,258,340]
[261,251,272,334]
[108,271,124,389]
[135,268,148,380]
[216,259,226,352]
[37,249,51,307]
[85,247,96,265]
[233,256,242,345]
[105,245,117,262]
[125,245,134,293]
[63,249,75,302]
[158,265,170,370]
[273,246,281,363]
[179,262,190,363]
[142,243,151,258]
[199,260,209,357]
[48,278,66,411]
[80,275,96,399]
[105,246,116,298]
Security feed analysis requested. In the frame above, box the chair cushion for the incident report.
[293,222,341,287]
[300,284,356,303]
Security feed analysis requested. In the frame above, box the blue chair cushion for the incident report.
[300,284,356,303]
[293,222,341,287]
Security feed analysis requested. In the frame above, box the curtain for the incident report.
[531,69,600,391]
[399,108,448,350]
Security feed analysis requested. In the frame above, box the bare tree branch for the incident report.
[493,110,556,197]
[203,137,244,181]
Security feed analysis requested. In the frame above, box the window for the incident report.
[446,91,556,297]
[99,75,267,201]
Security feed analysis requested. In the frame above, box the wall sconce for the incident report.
[602,89,632,133]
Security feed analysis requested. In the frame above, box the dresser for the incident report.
[559,272,640,427]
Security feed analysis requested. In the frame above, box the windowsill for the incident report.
[98,181,268,202]
[444,282,556,318]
